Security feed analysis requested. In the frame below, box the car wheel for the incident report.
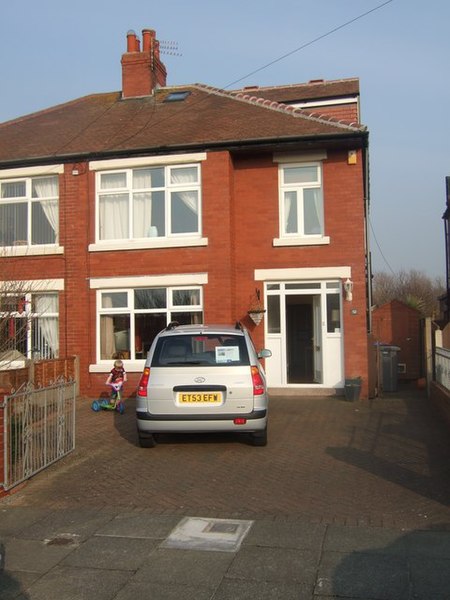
[138,431,157,448]
[250,427,267,447]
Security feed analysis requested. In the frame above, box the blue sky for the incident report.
[1,0,449,278]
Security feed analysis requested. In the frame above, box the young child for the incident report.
[106,359,127,401]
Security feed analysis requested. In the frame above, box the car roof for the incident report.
[158,324,247,337]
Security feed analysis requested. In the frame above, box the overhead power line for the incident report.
[224,0,395,89]
[115,0,395,147]
[369,216,396,275]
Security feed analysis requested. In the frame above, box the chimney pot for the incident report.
[142,28,155,52]
[126,30,139,52]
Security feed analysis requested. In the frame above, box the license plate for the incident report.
[178,392,222,404]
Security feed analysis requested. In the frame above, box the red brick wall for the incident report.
[231,149,369,394]
[372,301,421,379]
[0,148,369,398]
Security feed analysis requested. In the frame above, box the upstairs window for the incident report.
[0,176,59,247]
[97,164,201,242]
[279,163,324,238]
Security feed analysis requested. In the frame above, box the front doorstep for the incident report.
[268,387,344,397]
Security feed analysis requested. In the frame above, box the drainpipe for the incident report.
[363,137,372,334]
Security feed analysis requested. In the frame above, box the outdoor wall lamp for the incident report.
[343,278,354,301]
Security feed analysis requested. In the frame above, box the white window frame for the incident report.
[0,290,59,366]
[94,285,204,366]
[274,161,329,247]
[92,161,206,251]
[0,167,63,256]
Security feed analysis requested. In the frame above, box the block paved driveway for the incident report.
[4,388,450,530]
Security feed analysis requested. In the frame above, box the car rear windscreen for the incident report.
[152,334,250,367]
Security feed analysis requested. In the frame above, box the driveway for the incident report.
[3,388,450,530]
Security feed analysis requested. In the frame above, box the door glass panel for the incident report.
[327,294,341,333]
[267,295,281,334]
[286,283,320,290]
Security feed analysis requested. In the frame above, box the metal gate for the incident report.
[2,380,76,490]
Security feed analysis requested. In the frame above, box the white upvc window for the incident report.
[0,175,59,247]
[279,163,324,238]
[96,164,201,242]
[0,292,59,363]
[97,286,203,362]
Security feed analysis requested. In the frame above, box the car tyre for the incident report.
[138,431,157,448]
[250,427,267,447]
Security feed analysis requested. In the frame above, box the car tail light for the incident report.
[137,367,150,397]
[251,366,265,396]
[234,418,247,425]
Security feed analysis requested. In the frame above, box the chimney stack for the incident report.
[121,28,167,99]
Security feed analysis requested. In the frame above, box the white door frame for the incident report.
[264,279,344,388]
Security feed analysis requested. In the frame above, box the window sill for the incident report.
[1,245,64,256]
[89,237,208,252]
[272,236,330,247]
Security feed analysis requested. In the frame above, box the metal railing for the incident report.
[2,379,76,490]
[435,346,450,392]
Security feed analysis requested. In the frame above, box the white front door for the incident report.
[264,281,343,388]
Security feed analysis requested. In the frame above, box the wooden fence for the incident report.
[0,357,79,395]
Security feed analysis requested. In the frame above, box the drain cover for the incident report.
[162,517,253,552]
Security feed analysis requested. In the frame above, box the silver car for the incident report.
[136,322,271,447]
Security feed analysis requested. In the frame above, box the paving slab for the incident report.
[409,556,450,600]
[21,565,130,600]
[323,524,409,555]
[243,518,326,551]
[15,508,115,543]
[94,513,180,539]
[0,570,40,600]
[132,547,234,587]
[61,535,159,571]
[212,578,313,600]
[114,581,214,600]
[404,528,450,559]
[316,551,410,600]
[0,507,51,537]
[2,536,76,573]
[226,545,319,585]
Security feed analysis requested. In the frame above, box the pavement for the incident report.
[1,386,450,599]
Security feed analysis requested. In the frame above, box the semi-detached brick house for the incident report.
[0,28,371,399]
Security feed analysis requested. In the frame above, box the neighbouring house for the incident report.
[371,300,422,382]
[0,28,371,399]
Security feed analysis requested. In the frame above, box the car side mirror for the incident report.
[258,349,272,359]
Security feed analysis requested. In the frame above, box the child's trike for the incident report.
[91,382,125,414]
